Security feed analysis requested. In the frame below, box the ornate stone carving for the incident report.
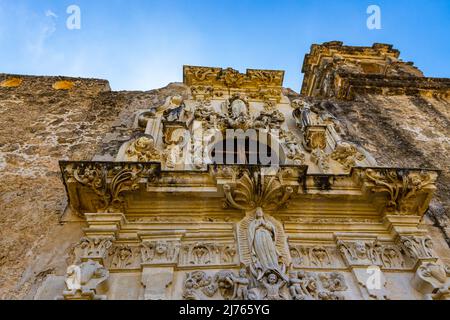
[364,169,437,215]
[281,131,305,165]
[311,148,330,173]
[179,242,236,266]
[76,237,113,262]
[289,271,347,300]
[125,135,161,162]
[194,101,227,131]
[289,245,341,268]
[253,109,285,130]
[331,141,366,172]
[182,271,217,300]
[162,96,191,123]
[190,85,214,100]
[109,245,135,269]
[412,261,449,297]
[184,66,284,102]
[59,260,109,300]
[304,127,327,151]
[260,272,288,300]
[378,244,405,269]
[398,235,436,261]
[62,162,159,214]
[225,268,250,300]
[222,167,295,211]
[140,240,180,265]
[292,100,322,128]
[222,95,253,130]
[162,140,185,169]
[181,268,349,301]
[337,240,380,266]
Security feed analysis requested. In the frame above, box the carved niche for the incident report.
[237,207,291,282]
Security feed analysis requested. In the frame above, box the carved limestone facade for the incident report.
[32,42,450,300]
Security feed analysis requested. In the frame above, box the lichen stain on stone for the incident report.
[52,81,75,90]
[0,77,23,88]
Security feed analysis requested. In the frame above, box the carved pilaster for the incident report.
[335,235,389,300]
[138,231,184,300]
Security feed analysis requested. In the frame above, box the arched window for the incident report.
[209,130,285,165]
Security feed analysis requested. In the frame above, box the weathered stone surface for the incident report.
[0,75,188,299]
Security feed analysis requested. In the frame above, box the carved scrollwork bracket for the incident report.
[60,161,161,216]
[361,168,438,216]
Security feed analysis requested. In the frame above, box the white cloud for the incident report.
[45,10,58,19]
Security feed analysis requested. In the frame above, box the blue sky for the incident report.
[0,0,449,91]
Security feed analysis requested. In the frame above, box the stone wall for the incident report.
[0,74,187,299]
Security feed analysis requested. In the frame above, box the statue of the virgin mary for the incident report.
[248,207,286,280]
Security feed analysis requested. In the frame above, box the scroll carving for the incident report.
[62,162,160,214]
[365,169,437,215]
[222,167,296,211]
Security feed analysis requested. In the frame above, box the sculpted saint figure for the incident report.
[248,207,284,280]
[292,100,320,128]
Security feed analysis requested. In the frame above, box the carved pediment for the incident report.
[184,66,284,102]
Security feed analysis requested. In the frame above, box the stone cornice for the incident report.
[59,161,439,220]
[334,73,450,100]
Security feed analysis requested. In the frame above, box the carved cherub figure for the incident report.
[262,273,287,300]
[354,241,368,259]
[226,268,250,300]
[304,272,319,300]
[289,271,308,300]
